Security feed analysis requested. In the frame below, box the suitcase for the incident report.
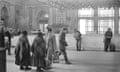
[109,43,116,52]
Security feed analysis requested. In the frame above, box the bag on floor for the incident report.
[109,43,116,52]
[53,51,60,63]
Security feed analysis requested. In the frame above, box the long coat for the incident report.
[31,36,46,68]
[15,36,31,66]
[59,32,67,51]
[46,32,57,66]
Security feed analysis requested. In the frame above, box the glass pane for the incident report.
[98,20,114,34]
[119,20,120,34]
[98,8,114,17]
[78,8,94,17]
[86,20,94,32]
[79,19,86,34]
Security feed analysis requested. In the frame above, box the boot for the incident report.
[65,61,72,64]
[25,66,31,70]
[20,66,24,70]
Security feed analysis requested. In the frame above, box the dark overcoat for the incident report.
[31,36,46,68]
[15,36,31,66]
[59,32,67,51]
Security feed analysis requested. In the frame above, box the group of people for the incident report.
[0,27,12,55]
[0,26,114,72]
[0,27,22,55]
[15,27,71,72]
[73,28,114,52]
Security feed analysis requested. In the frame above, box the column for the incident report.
[114,7,119,35]
[28,7,33,30]
[94,7,98,34]
[48,8,54,25]
[0,28,6,72]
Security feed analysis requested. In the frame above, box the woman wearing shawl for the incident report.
[31,31,46,72]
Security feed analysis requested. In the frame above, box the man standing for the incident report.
[74,29,82,51]
[0,27,5,48]
[0,26,6,72]
[104,28,113,52]
[5,30,11,55]
[59,28,71,64]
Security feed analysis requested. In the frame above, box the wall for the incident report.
[50,8,78,33]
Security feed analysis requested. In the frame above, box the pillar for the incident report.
[28,7,33,30]
[94,7,98,34]
[49,8,54,25]
[0,49,6,72]
[0,27,6,72]
[114,7,119,35]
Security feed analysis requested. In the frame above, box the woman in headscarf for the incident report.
[31,31,46,72]
[15,31,31,70]
[45,27,57,68]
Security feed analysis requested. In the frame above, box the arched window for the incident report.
[1,6,8,27]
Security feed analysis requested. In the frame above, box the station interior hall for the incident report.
[0,0,120,72]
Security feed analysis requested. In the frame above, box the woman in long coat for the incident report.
[15,31,31,70]
[45,27,57,68]
[31,31,46,72]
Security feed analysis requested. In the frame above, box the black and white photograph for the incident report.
[0,0,120,72]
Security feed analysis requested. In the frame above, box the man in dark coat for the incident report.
[5,30,11,55]
[59,28,71,64]
[74,29,81,51]
[15,31,31,70]
[0,27,5,48]
[104,28,113,52]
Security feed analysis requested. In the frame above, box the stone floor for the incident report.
[6,35,120,72]
[7,48,120,72]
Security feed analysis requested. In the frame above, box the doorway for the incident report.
[78,19,86,34]
[39,24,48,32]
[1,6,8,27]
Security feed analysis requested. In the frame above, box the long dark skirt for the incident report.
[32,55,46,68]
[15,52,31,66]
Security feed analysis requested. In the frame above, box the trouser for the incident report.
[76,39,81,51]
[104,39,111,52]
[60,50,69,62]
[7,42,11,55]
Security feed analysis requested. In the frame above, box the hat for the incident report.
[37,31,43,36]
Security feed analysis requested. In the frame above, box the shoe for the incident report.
[25,67,31,70]
[44,66,52,70]
[37,68,43,72]
[39,70,43,72]
[37,70,43,72]
[20,66,24,70]
[65,61,72,64]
